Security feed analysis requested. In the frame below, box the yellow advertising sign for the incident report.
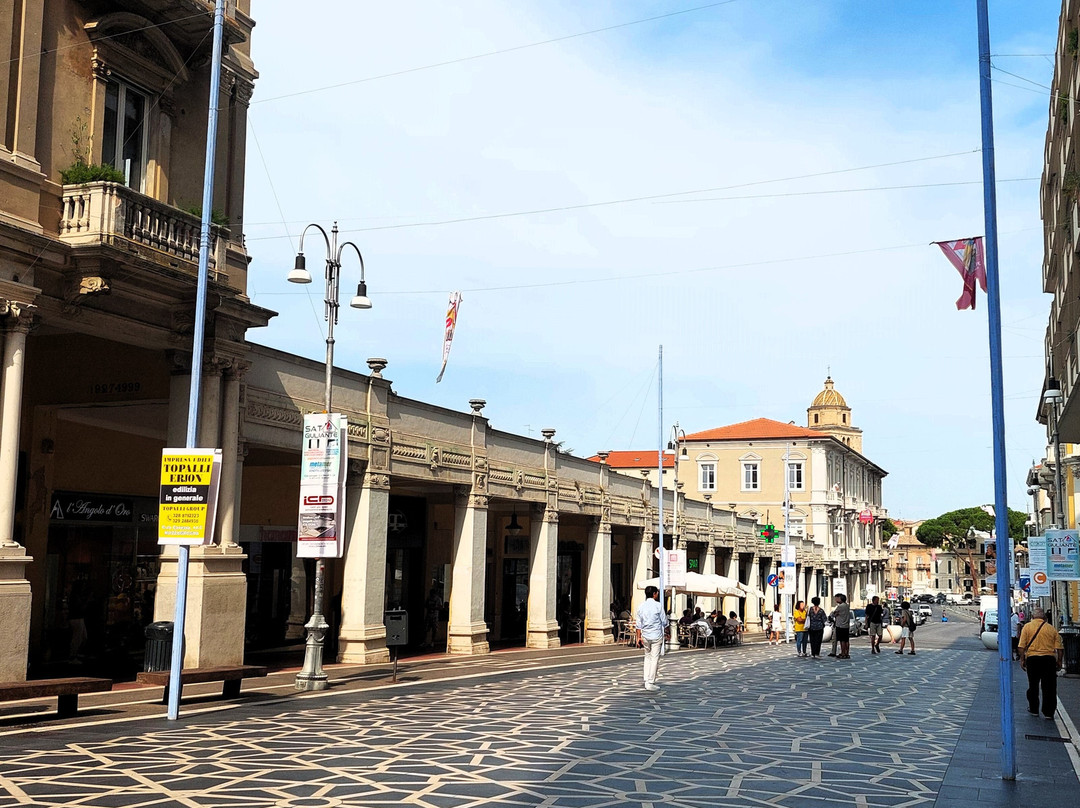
[158,448,222,545]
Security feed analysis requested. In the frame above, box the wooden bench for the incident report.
[0,677,113,717]
[136,665,267,704]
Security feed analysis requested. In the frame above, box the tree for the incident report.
[880,518,898,542]
[915,506,1027,594]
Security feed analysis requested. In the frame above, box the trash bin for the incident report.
[143,621,174,672]
[1062,628,1080,676]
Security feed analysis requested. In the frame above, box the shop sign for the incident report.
[50,492,134,522]
[157,448,222,546]
[296,414,348,559]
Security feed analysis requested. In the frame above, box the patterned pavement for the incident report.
[0,623,990,808]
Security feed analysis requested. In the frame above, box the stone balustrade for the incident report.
[59,181,227,276]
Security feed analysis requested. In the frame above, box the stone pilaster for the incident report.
[0,315,30,548]
[153,543,247,668]
[584,518,613,645]
[745,555,762,629]
[216,363,247,548]
[526,505,560,649]
[722,551,740,618]
[447,486,489,655]
[197,358,223,449]
[337,467,390,664]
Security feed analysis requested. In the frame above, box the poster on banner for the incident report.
[1044,529,1080,580]
[780,546,796,595]
[866,584,878,600]
[664,549,687,588]
[832,577,847,597]
[1028,535,1052,596]
[157,449,222,545]
[297,414,348,559]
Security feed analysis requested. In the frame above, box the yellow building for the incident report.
[1038,0,1080,625]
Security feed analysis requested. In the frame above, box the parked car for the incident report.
[914,594,935,604]
[935,592,947,605]
[981,609,998,634]
[917,604,933,623]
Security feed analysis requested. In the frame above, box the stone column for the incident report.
[447,488,490,655]
[284,555,308,640]
[584,518,613,644]
[745,555,762,630]
[197,360,223,449]
[526,505,560,648]
[165,353,191,447]
[337,467,390,664]
[216,364,245,548]
[704,545,718,614]
[722,551,740,617]
[0,313,32,679]
[629,528,651,614]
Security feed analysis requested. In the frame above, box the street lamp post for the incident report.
[1043,378,1066,625]
[664,424,687,650]
[288,221,371,691]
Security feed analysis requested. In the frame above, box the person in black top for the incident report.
[865,595,885,655]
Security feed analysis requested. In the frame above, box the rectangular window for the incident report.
[102,78,148,192]
[742,462,759,491]
[698,462,716,492]
[787,462,804,491]
[789,516,805,537]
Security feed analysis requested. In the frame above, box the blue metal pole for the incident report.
[657,345,666,655]
[975,0,1015,780]
[167,0,226,721]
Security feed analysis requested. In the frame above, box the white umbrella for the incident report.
[737,581,767,600]
[637,572,743,597]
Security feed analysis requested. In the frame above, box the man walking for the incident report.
[635,585,669,692]
[1018,607,1064,719]
[865,595,885,654]
[832,593,851,659]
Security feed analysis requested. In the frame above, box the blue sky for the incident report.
[243,1,1060,520]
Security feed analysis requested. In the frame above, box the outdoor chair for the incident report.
[691,625,717,650]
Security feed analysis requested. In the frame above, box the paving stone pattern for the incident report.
[0,642,988,808]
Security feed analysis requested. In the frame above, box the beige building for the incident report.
[1038,0,1080,624]
[600,378,890,606]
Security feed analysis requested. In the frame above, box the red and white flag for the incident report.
[436,291,462,383]
[934,237,987,310]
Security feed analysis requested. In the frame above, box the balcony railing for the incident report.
[59,182,227,277]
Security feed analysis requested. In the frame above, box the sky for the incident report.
[241,0,1061,521]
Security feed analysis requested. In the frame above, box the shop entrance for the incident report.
[43,492,160,679]
[385,496,427,650]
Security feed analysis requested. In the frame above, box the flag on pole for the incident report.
[933,237,987,310]
[436,291,462,383]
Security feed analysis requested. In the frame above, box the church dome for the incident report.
[811,376,847,408]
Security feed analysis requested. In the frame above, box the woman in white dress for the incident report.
[769,602,784,644]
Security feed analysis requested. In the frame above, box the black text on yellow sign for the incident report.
[158,449,221,545]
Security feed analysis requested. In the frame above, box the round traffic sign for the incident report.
[767,573,779,587]
[1033,570,1048,585]
[859,509,873,525]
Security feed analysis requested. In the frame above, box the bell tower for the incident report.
[807,376,863,452]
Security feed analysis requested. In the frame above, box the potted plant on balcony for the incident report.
[59,116,125,185]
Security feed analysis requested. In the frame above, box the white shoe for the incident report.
[644,683,660,691]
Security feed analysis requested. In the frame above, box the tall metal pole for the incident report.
[657,346,666,656]
[167,0,226,721]
[783,443,792,643]
[1050,402,1065,529]
[976,0,1015,780]
[295,224,340,692]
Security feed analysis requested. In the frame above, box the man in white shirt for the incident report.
[635,585,669,692]
[1010,611,1020,661]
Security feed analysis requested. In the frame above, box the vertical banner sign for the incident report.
[780,545,796,595]
[157,449,222,545]
[665,549,687,588]
[1028,535,1051,596]
[832,577,848,597]
[297,414,348,559]
[1018,568,1031,595]
[1044,529,1080,580]
[436,291,462,383]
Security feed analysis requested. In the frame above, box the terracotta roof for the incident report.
[684,418,822,442]
[587,450,673,468]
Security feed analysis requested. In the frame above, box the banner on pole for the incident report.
[436,291,462,383]
[664,549,687,588]
[832,577,847,597]
[157,449,222,545]
[780,546,796,595]
[933,237,987,310]
[297,414,348,559]
[1043,529,1080,581]
[1028,535,1052,595]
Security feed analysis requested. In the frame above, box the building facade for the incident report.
[1038,0,1080,625]
[600,378,890,607]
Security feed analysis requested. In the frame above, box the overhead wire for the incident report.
[250,0,741,106]
[243,148,983,239]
